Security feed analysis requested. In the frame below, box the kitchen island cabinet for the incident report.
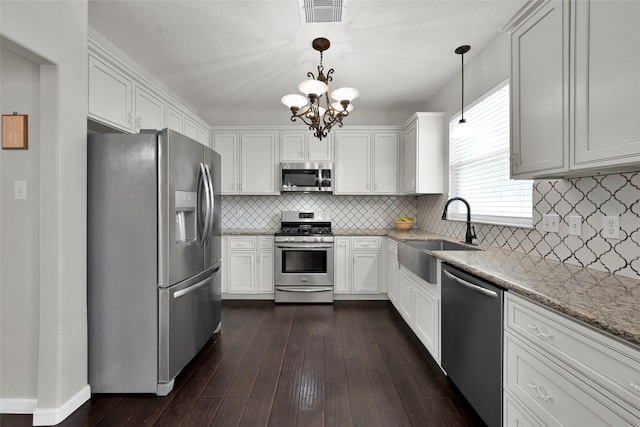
[509,0,640,179]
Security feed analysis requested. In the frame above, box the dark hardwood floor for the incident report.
[2,300,485,427]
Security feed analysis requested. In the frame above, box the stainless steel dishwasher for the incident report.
[441,263,504,427]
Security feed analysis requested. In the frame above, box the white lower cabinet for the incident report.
[223,236,274,297]
[504,293,640,426]
[397,269,416,326]
[397,266,440,362]
[504,391,542,427]
[387,239,399,307]
[334,236,383,296]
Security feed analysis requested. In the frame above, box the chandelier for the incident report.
[281,38,359,141]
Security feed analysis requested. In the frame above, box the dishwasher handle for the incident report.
[443,269,499,298]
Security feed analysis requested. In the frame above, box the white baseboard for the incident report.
[32,384,91,426]
[0,398,38,414]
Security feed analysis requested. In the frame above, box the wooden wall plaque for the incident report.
[2,114,28,149]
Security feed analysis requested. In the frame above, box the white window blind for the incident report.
[449,81,533,228]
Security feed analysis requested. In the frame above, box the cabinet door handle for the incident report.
[526,383,552,401]
[526,324,553,339]
[629,382,640,392]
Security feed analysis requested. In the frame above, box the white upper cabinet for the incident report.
[214,130,278,195]
[334,129,398,195]
[510,0,640,179]
[89,55,134,132]
[373,132,399,195]
[134,85,165,132]
[572,0,640,171]
[280,131,332,163]
[334,131,372,194]
[510,0,569,179]
[213,132,240,194]
[511,1,569,178]
[183,116,198,141]
[402,113,444,194]
[89,39,210,142]
[166,105,183,134]
[241,132,278,194]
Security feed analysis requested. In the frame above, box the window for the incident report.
[448,80,533,227]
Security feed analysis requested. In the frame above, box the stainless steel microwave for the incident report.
[281,162,333,193]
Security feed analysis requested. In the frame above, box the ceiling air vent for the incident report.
[298,0,346,23]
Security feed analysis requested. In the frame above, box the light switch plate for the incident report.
[568,215,582,236]
[14,180,27,200]
[602,216,620,239]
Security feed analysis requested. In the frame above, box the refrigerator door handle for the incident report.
[204,163,215,246]
[197,163,212,247]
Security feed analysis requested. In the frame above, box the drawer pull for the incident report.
[527,383,553,401]
[629,382,640,392]
[527,324,552,339]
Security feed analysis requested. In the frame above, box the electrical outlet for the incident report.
[542,214,560,233]
[602,215,620,239]
[14,181,27,200]
[568,215,582,236]
[237,208,244,218]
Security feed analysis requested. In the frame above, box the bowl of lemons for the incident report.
[393,216,414,231]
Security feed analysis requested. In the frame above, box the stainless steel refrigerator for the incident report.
[87,128,221,395]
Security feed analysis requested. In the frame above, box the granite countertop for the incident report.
[222,227,640,347]
[389,230,640,348]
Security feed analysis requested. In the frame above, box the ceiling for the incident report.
[88,0,527,128]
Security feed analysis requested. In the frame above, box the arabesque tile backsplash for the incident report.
[221,172,640,280]
[418,172,640,280]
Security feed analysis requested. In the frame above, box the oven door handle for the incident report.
[275,286,334,293]
[275,244,334,249]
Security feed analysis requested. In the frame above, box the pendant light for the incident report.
[451,45,473,140]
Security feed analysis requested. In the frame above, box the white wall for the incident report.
[1,45,42,404]
[0,1,90,424]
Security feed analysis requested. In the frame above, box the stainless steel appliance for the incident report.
[280,162,332,192]
[87,129,222,396]
[274,211,334,303]
[441,263,504,427]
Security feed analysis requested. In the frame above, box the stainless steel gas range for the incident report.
[274,211,334,303]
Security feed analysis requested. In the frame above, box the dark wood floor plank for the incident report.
[95,395,147,427]
[209,368,258,427]
[237,345,286,426]
[0,414,36,427]
[299,307,325,411]
[324,381,353,427]
[343,358,383,427]
[323,331,346,382]
[335,303,362,360]
[181,396,221,427]
[58,394,124,427]
[266,305,309,427]
[296,410,324,427]
[201,303,268,397]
